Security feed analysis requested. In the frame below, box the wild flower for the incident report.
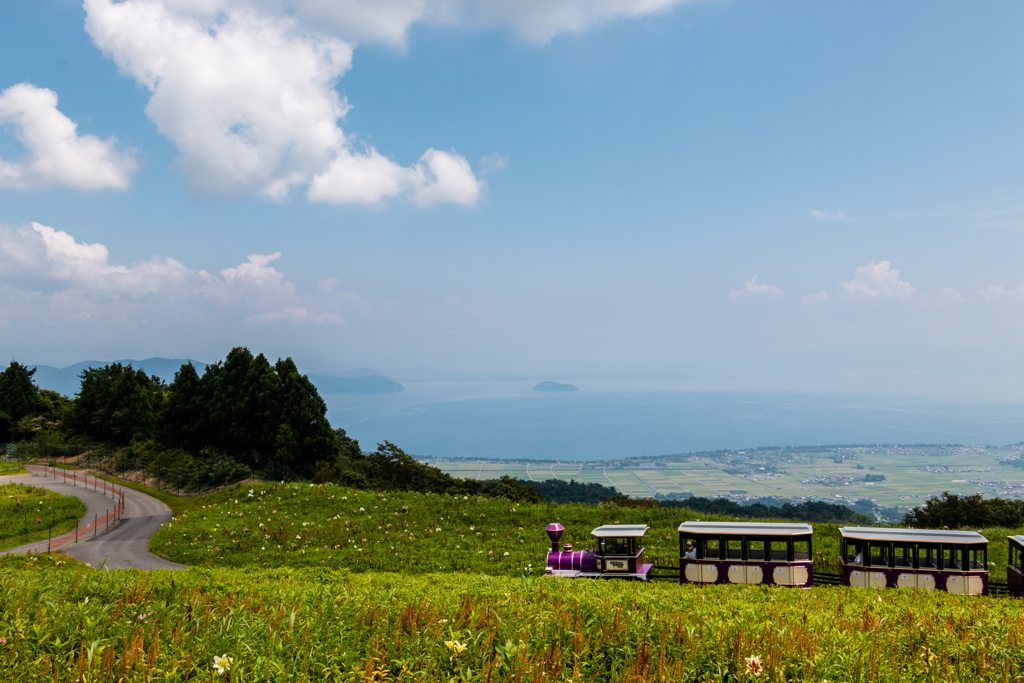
[445,640,467,660]
[0,637,7,645]
[745,655,763,677]
[213,654,233,675]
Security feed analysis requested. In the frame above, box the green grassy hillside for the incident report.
[1,558,1022,682]
[147,481,1022,581]
[0,483,86,551]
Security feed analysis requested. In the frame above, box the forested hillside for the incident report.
[0,351,541,501]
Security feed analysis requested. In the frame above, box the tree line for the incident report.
[903,491,1024,528]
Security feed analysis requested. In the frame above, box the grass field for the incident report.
[428,445,1024,514]
[143,481,1024,583]
[0,483,86,552]
[1,558,1023,682]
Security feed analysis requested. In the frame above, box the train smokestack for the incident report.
[545,523,564,553]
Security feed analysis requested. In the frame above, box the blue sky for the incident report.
[1,0,1023,398]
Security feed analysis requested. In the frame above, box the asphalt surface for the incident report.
[2,468,185,570]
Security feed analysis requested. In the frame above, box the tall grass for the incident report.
[148,482,1023,582]
[0,483,86,552]
[0,559,1022,682]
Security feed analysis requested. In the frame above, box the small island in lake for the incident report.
[533,381,578,392]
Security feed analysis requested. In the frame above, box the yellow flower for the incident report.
[745,655,763,677]
[445,640,467,660]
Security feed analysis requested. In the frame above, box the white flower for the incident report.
[436,527,442,532]
[213,654,233,675]
[296,535,302,539]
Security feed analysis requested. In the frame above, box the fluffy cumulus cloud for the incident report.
[0,83,136,191]
[840,261,916,300]
[730,275,783,300]
[0,221,356,326]
[83,0,694,204]
[83,0,482,204]
[0,222,186,294]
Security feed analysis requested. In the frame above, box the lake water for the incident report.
[322,379,1024,461]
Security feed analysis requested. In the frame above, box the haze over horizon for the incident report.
[2,2,1023,402]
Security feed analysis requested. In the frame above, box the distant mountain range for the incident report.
[29,359,404,396]
[29,358,208,396]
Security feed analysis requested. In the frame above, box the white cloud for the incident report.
[0,221,354,326]
[83,0,700,205]
[0,222,186,294]
[84,0,483,205]
[730,275,784,300]
[840,261,916,300]
[803,291,828,304]
[809,209,851,222]
[977,284,1024,303]
[0,83,136,191]
[306,146,483,206]
[941,287,969,304]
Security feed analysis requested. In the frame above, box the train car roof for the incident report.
[677,521,813,536]
[1009,535,1024,546]
[839,527,988,544]
[590,524,649,538]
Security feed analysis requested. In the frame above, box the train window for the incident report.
[1012,545,1021,570]
[770,541,787,561]
[705,540,721,559]
[968,548,985,570]
[793,540,810,561]
[847,543,864,564]
[893,544,913,568]
[727,539,742,560]
[869,544,889,568]
[916,546,936,569]
[941,547,964,571]
[748,540,765,561]
[609,539,631,555]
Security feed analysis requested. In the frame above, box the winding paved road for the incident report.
[2,468,185,570]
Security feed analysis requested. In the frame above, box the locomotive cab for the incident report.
[839,527,988,595]
[592,524,652,580]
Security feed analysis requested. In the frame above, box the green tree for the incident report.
[0,362,46,440]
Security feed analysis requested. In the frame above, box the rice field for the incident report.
[428,445,1024,511]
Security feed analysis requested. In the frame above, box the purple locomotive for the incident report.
[544,523,654,580]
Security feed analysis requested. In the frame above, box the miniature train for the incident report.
[543,520,1017,597]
